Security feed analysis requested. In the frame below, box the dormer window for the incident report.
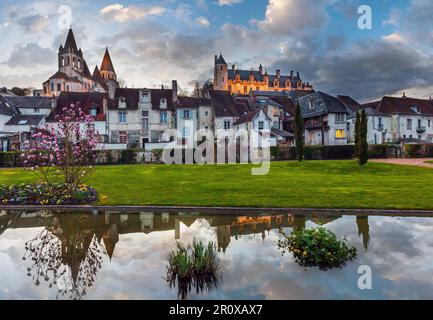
[160,98,167,109]
[309,100,314,109]
[141,91,149,102]
[410,105,420,113]
[90,108,97,117]
[119,97,127,109]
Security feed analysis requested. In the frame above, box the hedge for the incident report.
[0,152,22,167]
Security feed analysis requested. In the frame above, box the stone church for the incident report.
[42,28,118,98]
[213,53,314,95]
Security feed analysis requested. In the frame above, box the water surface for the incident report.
[0,210,432,300]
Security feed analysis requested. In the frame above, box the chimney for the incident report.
[232,64,236,71]
[276,69,281,79]
[172,80,178,103]
[290,70,294,78]
[402,92,406,98]
[259,64,263,74]
[296,71,300,79]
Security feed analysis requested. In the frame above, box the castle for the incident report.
[42,29,118,98]
[213,53,314,95]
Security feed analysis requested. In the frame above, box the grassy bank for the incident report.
[1,161,433,209]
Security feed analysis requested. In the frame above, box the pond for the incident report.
[0,209,432,300]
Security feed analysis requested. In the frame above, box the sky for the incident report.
[1,0,433,102]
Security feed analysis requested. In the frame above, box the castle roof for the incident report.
[100,48,115,73]
[215,53,227,65]
[83,60,92,79]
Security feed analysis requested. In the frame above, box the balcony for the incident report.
[417,126,426,133]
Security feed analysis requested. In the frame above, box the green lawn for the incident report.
[1,161,433,209]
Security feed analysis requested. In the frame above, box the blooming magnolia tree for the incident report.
[21,103,98,194]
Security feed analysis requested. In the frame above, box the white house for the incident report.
[297,92,351,146]
[361,95,433,143]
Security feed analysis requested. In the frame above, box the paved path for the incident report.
[371,158,433,168]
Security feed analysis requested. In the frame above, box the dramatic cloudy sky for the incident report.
[1,0,433,102]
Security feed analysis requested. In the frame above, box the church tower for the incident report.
[58,28,85,77]
[100,47,118,99]
[214,53,228,91]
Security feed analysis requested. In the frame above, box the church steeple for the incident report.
[100,47,117,81]
[63,28,79,53]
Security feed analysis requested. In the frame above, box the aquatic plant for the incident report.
[166,240,220,300]
[278,227,357,270]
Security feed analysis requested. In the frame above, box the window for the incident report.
[119,111,127,123]
[256,86,260,91]
[407,119,412,130]
[90,108,97,117]
[335,129,345,139]
[18,120,28,125]
[335,114,345,124]
[142,118,149,132]
[309,100,314,109]
[244,86,248,94]
[205,111,209,117]
[142,111,149,117]
[66,85,69,92]
[258,121,265,130]
[224,121,231,130]
[429,120,431,127]
[160,111,168,123]
[119,131,127,144]
[183,110,191,119]
[228,85,232,92]
[418,119,422,128]
[33,108,40,113]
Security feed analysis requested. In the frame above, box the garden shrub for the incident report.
[0,152,22,167]
[404,144,424,158]
[368,144,392,159]
[278,227,357,270]
[0,183,98,205]
[120,149,137,164]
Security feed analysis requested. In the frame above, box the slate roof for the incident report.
[337,95,360,112]
[297,92,350,119]
[110,88,140,110]
[150,89,176,111]
[0,96,17,116]
[178,97,211,108]
[369,96,433,116]
[1,96,52,109]
[215,54,227,65]
[47,92,107,122]
[6,115,44,126]
[210,91,241,118]
[92,66,108,91]
[61,29,79,54]
[227,70,308,89]
[363,107,390,117]
[233,108,270,125]
[271,128,294,138]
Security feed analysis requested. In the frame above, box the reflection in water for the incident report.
[23,215,105,300]
[4,209,429,300]
[166,241,220,300]
[356,216,370,250]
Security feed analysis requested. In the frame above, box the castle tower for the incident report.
[58,28,84,77]
[214,53,228,91]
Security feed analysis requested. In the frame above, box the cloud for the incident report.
[217,0,243,6]
[254,0,331,36]
[6,7,49,33]
[382,33,406,43]
[195,16,210,28]
[100,3,166,22]
[3,43,55,68]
